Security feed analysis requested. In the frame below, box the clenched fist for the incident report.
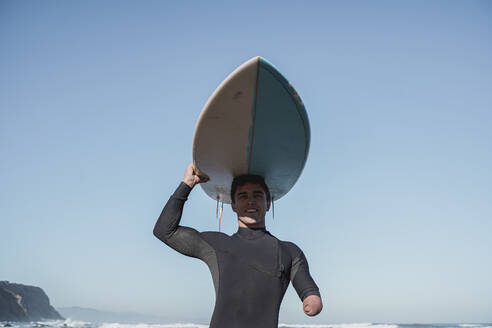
[182,163,209,188]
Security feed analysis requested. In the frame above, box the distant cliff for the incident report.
[0,281,63,322]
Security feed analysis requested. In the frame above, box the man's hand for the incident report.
[303,295,323,316]
[182,163,209,188]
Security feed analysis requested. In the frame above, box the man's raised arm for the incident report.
[153,163,209,257]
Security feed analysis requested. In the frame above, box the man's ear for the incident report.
[231,201,238,213]
[266,199,271,212]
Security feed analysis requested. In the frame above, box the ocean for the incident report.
[2,320,491,328]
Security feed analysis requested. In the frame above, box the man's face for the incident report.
[231,182,271,228]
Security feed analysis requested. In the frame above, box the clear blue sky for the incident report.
[1,0,491,324]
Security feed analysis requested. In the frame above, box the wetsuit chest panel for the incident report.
[228,234,278,273]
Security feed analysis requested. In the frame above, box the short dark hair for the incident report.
[230,175,271,204]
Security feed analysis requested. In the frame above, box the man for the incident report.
[154,163,322,327]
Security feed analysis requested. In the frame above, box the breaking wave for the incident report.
[1,320,491,328]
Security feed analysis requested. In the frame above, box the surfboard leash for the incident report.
[218,201,224,232]
[216,197,224,231]
[216,197,219,219]
[272,196,275,220]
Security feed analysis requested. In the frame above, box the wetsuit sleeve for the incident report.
[153,182,213,260]
[290,250,321,301]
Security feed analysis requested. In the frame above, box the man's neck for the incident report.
[237,220,265,229]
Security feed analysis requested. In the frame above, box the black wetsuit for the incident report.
[153,182,320,328]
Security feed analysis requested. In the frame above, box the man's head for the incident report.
[230,175,271,228]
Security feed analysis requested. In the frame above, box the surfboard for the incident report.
[192,56,310,204]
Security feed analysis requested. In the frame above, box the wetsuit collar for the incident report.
[236,227,267,240]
